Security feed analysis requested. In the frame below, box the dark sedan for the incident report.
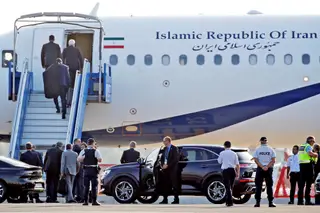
[101,144,264,204]
[0,156,45,203]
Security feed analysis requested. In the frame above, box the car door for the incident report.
[179,147,219,190]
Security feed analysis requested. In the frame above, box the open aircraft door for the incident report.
[31,28,65,91]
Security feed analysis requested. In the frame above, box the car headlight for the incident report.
[102,169,111,178]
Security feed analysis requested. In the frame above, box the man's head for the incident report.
[66,144,72,150]
[56,141,64,150]
[224,141,231,149]
[49,35,55,42]
[68,39,76,47]
[292,145,299,155]
[25,142,32,150]
[87,138,96,146]
[81,142,87,150]
[56,58,62,64]
[313,143,320,153]
[306,136,315,146]
[73,138,81,145]
[260,137,267,145]
[163,136,172,147]
[129,141,137,149]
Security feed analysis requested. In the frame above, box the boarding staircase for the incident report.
[8,59,112,159]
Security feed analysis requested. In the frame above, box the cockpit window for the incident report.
[2,50,15,68]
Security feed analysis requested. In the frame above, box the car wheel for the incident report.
[0,181,7,203]
[112,177,137,204]
[205,177,226,204]
[233,194,251,204]
[137,194,159,204]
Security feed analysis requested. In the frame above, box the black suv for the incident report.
[101,144,263,204]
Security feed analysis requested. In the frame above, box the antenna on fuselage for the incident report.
[89,2,100,16]
[247,10,263,15]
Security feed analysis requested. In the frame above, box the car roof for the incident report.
[176,144,248,151]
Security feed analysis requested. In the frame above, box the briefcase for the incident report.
[57,177,67,195]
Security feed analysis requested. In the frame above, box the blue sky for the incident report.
[0,0,319,32]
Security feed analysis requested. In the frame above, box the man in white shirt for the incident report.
[287,145,300,205]
[218,141,240,207]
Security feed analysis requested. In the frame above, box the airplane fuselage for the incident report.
[0,15,319,147]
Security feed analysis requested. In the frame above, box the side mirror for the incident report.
[137,157,145,165]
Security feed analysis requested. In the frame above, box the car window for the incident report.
[181,148,217,161]
[146,148,160,163]
[232,150,254,163]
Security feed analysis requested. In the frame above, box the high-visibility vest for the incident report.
[298,143,312,164]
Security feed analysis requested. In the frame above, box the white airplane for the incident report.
[0,3,319,151]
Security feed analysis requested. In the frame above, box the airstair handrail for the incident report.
[9,58,29,158]
[66,71,82,145]
[74,59,90,139]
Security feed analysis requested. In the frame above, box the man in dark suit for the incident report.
[29,145,44,203]
[50,58,70,119]
[120,141,140,164]
[72,138,84,202]
[159,136,180,204]
[41,35,62,69]
[20,142,43,203]
[62,39,83,89]
[44,141,64,203]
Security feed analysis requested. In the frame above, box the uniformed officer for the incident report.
[77,138,102,206]
[297,136,318,205]
[252,137,276,207]
[287,145,300,205]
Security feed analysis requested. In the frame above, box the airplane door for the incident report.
[31,28,65,91]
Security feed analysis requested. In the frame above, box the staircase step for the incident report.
[28,101,56,108]
[24,126,68,133]
[29,95,52,102]
[21,138,66,146]
[25,113,70,120]
[23,132,67,139]
[24,119,68,126]
[27,108,59,114]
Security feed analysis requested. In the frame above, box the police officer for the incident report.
[297,136,318,205]
[77,138,102,206]
[252,137,276,208]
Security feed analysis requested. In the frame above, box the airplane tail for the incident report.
[89,2,100,17]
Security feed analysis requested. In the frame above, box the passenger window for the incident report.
[266,54,275,65]
[179,54,187,65]
[183,148,216,161]
[2,50,15,68]
[197,54,205,65]
[231,54,240,65]
[249,54,257,65]
[127,54,135,66]
[144,54,153,66]
[302,54,310,65]
[109,54,118,66]
[214,54,222,65]
[284,54,293,65]
[162,54,170,66]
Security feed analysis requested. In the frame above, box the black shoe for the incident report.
[288,201,294,205]
[269,202,276,207]
[171,199,179,204]
[92,201,100,206]
[226,203,233,207]
[297,202,304,205]
[305,202,315,205]
[159,200,168,204]
[62,114,66,119]
[67,200,76,203]
[35,199,43,203]
[83,202,89,206]
[254,202,260,207]
[56,109,60,113]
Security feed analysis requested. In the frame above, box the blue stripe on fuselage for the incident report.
[83,83,320,143]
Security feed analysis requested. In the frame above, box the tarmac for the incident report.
[1,197,319,212]
[0,203,319,213]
